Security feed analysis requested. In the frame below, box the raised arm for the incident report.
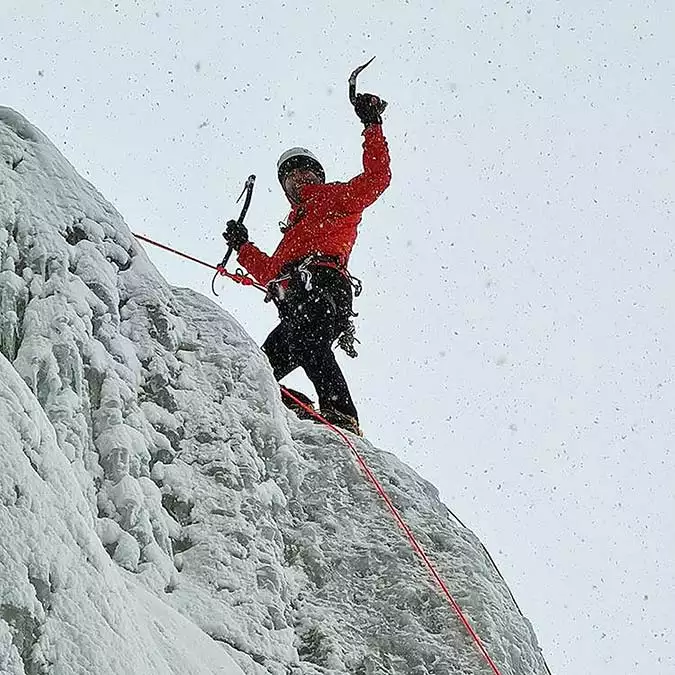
[331,123,391,213]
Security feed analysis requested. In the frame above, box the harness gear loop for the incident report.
[348,273,363,298]
[336,319,360,358]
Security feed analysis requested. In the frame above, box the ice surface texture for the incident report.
[0,107,548,675]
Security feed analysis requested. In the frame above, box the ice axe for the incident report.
[212,174,256,295]
[349,56,387,114]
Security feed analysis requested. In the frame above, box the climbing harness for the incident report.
[264,253,363,357]
[280,387,505,675]
[265,253,360,299]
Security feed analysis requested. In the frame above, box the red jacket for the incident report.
[237,124,391,286]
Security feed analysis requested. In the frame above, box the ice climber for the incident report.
[223,91,391,436]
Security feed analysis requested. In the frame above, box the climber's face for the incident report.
[282,167,323,203]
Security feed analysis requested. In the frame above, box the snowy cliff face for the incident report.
[0,107,548,675]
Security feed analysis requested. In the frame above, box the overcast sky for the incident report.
[3,2,674,673]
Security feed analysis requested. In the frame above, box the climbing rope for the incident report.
[280,387,504,675]
[133,233,266,292]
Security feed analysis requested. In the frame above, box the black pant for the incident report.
[262,266,358,421]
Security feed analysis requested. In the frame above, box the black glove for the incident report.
[353,93,387,126]
[223,219,248,251]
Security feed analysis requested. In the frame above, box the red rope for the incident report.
[133,233,266,291]
[280,386,503,675]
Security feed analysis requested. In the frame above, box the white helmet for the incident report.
[277,147,325,185]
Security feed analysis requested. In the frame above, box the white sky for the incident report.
[2,2,674,673]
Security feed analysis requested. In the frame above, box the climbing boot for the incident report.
[281,387,317,420]
[320,407,363,436]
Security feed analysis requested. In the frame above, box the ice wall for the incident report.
[0,107,549,675]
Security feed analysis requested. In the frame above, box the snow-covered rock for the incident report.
[0,349,246,675]
[0,106,549,675]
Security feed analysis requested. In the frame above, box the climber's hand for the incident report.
[223,219,249,251]
[353,93,387,126]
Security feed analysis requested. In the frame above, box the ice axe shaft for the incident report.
[213,174,256,295]
[235,174,256,224]
[220,174,255,268]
